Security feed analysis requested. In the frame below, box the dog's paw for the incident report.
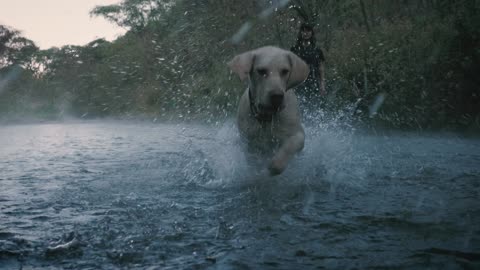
[268,158,286,176]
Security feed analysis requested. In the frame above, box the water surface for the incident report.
[0,121,479,269]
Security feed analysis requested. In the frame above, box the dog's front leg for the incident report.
[268,131,305,175]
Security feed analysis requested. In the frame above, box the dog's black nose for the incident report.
[270,92,284,108]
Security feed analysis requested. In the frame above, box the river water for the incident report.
[0,120,479,269]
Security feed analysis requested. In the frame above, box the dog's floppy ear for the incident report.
[287,52,309,89]
[228,51,255,81]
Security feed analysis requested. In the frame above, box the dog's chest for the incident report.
[241,119,283,151]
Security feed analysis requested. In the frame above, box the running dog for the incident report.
[228,46,309,175]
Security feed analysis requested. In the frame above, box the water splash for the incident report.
[231,22,252,45]
[369,93,386,118]
[258,0,291,19]
[181,104,372,189]
[299,108,370,189]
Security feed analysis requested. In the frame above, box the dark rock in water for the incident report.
[205,256,217,263]
[295,250,307,257]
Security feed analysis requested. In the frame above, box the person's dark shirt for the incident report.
[290,44,325,82]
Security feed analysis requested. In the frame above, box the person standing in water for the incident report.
[290,23,327,118]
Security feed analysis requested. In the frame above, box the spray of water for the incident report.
[231,22,253,45]
[178,102,372,190]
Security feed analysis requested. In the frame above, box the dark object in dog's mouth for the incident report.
[258,103,285,113]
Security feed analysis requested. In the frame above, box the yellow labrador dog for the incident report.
[228,46,309,175]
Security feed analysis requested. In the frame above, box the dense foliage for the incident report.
[0,0,479,131]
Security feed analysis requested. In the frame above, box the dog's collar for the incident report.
[248,87,277,122]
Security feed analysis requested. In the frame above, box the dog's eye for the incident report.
[257,68,268,77]
[280,69,290,77]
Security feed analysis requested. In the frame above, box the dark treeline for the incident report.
[0,0,479,131]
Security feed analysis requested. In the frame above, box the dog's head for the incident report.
[228,46,309,113]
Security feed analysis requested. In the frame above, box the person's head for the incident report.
[296,23,316,46]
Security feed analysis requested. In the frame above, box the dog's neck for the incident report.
[248,87,275,123]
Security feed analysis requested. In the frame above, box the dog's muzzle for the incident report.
[270,92,284,109]
[249,88,285,121]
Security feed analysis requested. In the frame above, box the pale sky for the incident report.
[0,0,127,49]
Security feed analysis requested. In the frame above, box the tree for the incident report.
[0,25,38,69]
[90,0,174,31]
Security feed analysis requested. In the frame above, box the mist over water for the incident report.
[0,116,479,269]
